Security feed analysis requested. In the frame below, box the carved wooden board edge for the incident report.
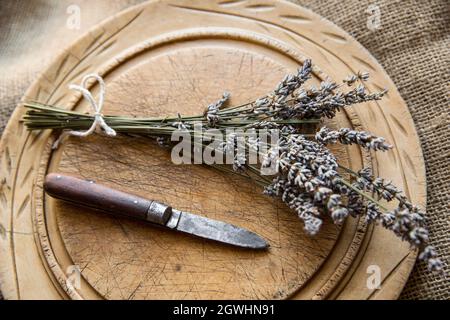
[0,0,425,300]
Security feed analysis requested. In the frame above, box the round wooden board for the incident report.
[0,0,425,300]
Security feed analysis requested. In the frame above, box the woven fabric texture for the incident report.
[0,0,448,299]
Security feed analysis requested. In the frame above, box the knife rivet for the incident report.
[133,200,138,204]
[89,180,94,184]
[56,175,61,179]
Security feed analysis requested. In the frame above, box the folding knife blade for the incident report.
[166,210,269,249]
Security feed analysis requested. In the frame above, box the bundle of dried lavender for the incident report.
[22,59,442,272]
[204,62,441,272]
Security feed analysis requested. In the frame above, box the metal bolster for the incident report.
[165,209,182,229]
[146,201,172,225]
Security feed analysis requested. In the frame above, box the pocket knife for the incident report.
[44,173,269,249]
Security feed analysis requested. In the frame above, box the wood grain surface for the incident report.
[0,0,424,299]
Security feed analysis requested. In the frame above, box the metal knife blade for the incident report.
[167,210,269,249]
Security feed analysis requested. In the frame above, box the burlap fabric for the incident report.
[0,0,448,299]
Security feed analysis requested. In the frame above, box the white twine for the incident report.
[52,74,116,149]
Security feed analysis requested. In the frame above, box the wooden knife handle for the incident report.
[44,173,172,225]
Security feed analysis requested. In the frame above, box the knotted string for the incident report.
[52,74,116,149]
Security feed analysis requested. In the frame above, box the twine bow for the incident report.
[52,74,116,149]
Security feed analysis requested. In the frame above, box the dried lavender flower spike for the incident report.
[343,71,370,86]
[273,59,312,97]
[419,246,444,272]
[205,92,230,126]
[352,168,443,272]
[315,127,393,151]
[290,82,387,120]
